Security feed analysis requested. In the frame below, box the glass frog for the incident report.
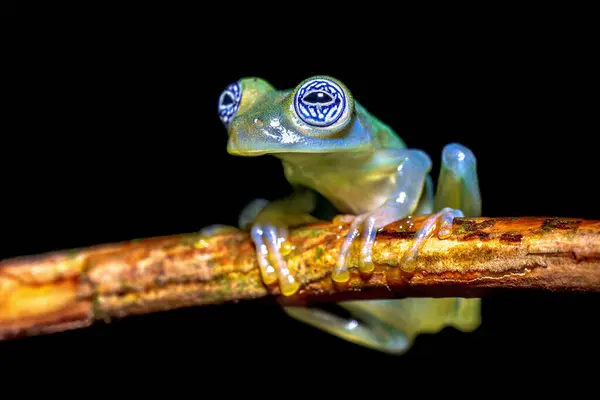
[212,76,482,354]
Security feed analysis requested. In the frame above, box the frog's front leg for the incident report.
[245,188,319,296]
[331,148,431,281]
[332,143,476,281]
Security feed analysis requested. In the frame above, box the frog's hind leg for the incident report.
[368,142,484,349]
[354,143,483,351]
[427,142,483,333]
[382,143,482,345]
[283,282,481,355]
[395,142,482,271]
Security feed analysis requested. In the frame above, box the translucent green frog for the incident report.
[212,75,482,354]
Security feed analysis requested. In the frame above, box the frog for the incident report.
[211,75,483,354]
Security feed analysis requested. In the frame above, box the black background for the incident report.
[1,16,598,385]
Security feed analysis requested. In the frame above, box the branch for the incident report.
[1,216,599,340]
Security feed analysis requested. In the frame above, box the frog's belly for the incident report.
[308,173,397,215]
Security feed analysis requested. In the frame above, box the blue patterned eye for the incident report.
[218,81,242,126]
[294,78,347,127]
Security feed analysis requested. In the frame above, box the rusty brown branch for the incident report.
[1,216,599,340]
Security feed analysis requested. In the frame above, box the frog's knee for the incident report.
[441,143,477,171]
[436,143,481,217]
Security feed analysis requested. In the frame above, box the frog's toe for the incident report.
[250,224,277,285]
[250,223,300,296]
[400,207,464,271]
[437,207,464,239]
[331,214,367,282]
[332,213,380,282]
[358,215,379,274]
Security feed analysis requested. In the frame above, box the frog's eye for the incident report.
[294,78,348,127]
[218,81,242,126]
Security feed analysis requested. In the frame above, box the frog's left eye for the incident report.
[294,78,348,127]
[218,81,242,126]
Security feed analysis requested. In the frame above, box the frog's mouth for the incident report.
[226,139,365,157]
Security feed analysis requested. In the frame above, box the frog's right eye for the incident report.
[293,77,349,128]
[218,81,242,126]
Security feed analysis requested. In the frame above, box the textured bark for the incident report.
[1,216,599,340]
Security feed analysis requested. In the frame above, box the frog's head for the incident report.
[218,76,375,156]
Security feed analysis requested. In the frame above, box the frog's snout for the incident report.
[227,112,322,156]
[226,115,268,156]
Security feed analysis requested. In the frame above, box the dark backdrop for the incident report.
[1,22,598,383]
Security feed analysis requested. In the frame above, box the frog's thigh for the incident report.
[284,297,480,355]
[283,304,412,355]
[433,142,482,218]
[400,141,483,341]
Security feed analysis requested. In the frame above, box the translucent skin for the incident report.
[217,76,483,354]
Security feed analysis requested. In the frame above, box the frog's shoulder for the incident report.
[355,102,406,150]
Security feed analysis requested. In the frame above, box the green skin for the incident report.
[215,76,483,354]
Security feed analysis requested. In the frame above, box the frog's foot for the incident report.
[399,207,464,271]
[250,222,299,296]
[332,207,463,281]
